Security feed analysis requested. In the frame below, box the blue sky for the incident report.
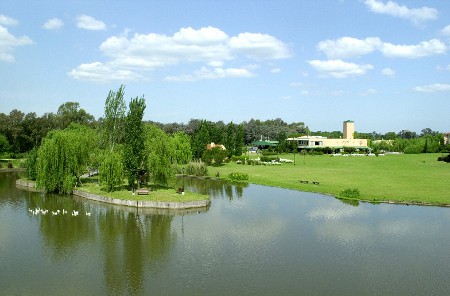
[1,0,449,133]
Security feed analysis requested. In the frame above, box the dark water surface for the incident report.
[1,172,450,295]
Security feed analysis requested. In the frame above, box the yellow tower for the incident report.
[343,120,354,139]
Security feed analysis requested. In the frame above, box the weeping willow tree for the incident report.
[172,131,192,164]
[145,124,175,186]
[36,124,97,194]
[99,149,124,192]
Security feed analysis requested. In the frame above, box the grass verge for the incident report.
[209,153,450,205]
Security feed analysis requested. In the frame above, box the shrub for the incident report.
[7,162,13,169]
[403,145,422,154]
[438,154,450,163]
[261,150,278,156]
[339,188,361,199]
[186,160,208,176]
[260,156,279,162]
[227,172,249,182]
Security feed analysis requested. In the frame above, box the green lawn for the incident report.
[209,153,450,205]
[78,178,209,203]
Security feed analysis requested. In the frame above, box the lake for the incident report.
[1,172,450,295]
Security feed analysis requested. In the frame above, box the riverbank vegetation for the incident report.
[2,85,449,205]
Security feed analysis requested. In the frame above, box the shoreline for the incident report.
[15,178,210,210]
[13,173,450,208]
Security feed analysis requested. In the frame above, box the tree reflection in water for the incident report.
[178,176,248,201]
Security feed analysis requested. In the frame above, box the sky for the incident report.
[1,0,450,134]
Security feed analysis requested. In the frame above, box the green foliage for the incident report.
[25,147,38,180]
[260,156,279,162]
[123,96,146,188]
[56,102,95,130]
[99,150,124,192]
[191,120,211,159]
[145,124,174,186]
[0,133,10,155]
[227,172,249,182]
[102,85,126,151]
[172,131,192,164]
[202,147,228,166]
[36,124,96,194]
[185,160,208,176]
[339,188,361,199]
[437,154,450,163]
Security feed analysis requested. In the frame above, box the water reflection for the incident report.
[177,176,248,201]
[4,172,450,295]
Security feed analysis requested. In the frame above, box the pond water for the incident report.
[1,172,450,295]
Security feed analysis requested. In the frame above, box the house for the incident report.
[287,120,369,152]
[207,142,226,150]
[444,133,450,145]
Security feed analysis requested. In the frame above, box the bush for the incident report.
[7,162,13,169]
[339,188,361,199]
[186,160,208,176]
[438,154,450,163]
[403,145,423,154]
[227,172,249,182]
[261,150,278,156]
[231,155,247,163]
[260,156,279,162]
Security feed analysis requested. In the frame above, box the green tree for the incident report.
[0,133,10,156]
[103,85,126,151]
[99,150,124,192]
[202,146,227,166]
[56,102,95,129]
[234,124,245,156]
[172,131,192,164]
[192,120,211,159]
[36,124,96,193]
[25,147,38,180]
[145,124,174,186]
[123,96,146,188]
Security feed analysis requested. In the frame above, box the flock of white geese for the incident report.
[28,207,91,217]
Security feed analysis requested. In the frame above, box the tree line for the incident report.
[1,86,448,161]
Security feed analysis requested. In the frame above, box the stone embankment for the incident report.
[16,179,210,209]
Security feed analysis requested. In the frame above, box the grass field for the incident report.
[79,178,209,203]
[209,153,450,205]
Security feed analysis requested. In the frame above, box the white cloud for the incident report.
[360,88,377,96]
[364,0,438,24]
[42,18,64,30]
[0,14,18,26]
[173,26,228,44]
[0,25,33,62]
[414,83,450,92]
[165,66,255,82]
[381,39,446,58]
[229,32,291,59]
[308,59,373,78]
[76,15,106,31]
[381,67,395,76]
[70,26,290,82]
[316,37,446,59]
[317,37,381,59]
[270,68,281,73]
[68,62,143,82]
[441,24,450,36]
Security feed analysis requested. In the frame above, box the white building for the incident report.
[288,120,369,151]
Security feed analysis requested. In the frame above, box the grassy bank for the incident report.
[78,178,209,203]
[210,153,450,205]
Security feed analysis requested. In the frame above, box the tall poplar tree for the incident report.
[123,96,146,188]
[103,85,126,152]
